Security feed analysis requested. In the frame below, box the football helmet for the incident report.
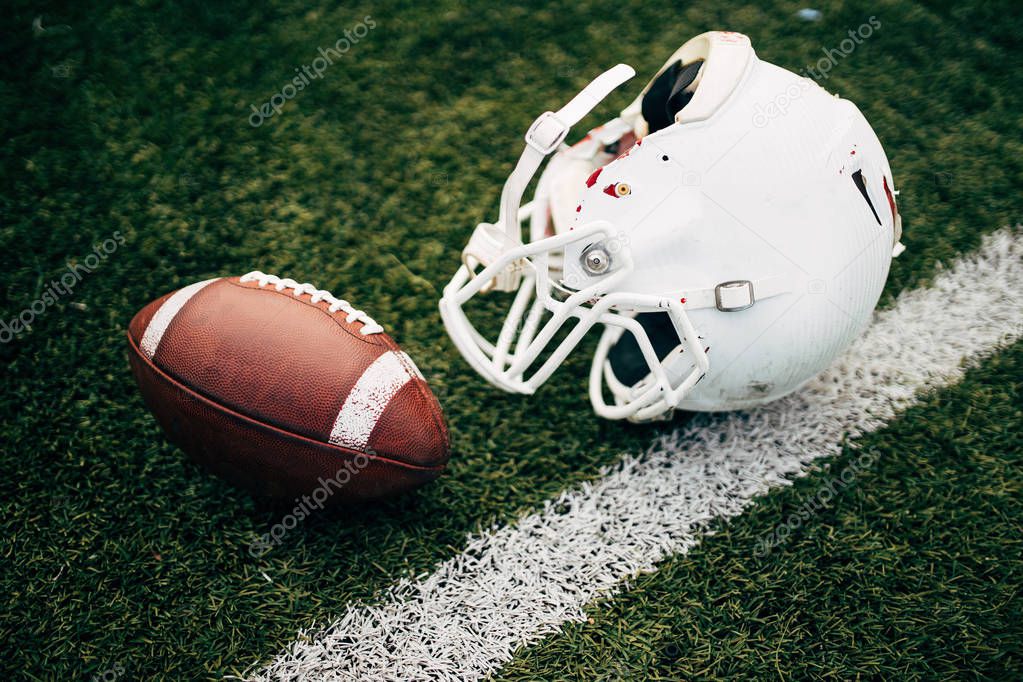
[440,31,903,422]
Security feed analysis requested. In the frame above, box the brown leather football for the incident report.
[126,271,450,503]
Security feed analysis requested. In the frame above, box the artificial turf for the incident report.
[1,0,1020,679]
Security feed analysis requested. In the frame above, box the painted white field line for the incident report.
[252,228,1023,682]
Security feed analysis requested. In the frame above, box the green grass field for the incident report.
[2,0,1021,679]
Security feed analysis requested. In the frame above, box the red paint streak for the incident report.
[576,204,581,213]
[679,297,687,304]
[585,167,603,188]
[603,183,619,197]
[883,176,898,222]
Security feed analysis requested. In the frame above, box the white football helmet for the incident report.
[440,31,903,422]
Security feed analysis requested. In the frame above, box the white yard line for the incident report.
[252,228,1023,682]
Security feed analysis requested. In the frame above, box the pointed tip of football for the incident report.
[369,376,451,470]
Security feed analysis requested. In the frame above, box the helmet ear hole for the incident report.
[607,312,683,387]
[641,60,705,134]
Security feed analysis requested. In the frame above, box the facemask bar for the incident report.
[441,221,634,394]
[441,217,710,416]
[589,299,709,421]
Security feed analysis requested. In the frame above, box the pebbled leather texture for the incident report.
[127,276,449,503]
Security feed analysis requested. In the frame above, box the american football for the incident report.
[126,272,449,503]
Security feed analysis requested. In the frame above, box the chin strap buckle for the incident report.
[522,64,637,158]
[525,112,570,155]
[714,280,756,312]
[677,276,790,312]
[462,222,524,293]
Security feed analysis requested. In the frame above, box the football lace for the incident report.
[240,271,384,335]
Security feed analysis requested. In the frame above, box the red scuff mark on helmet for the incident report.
[603,183,619,197]
[576,204,581,212]
[883,176,898,221]
[585,167,603,188]
[635,138,643,146]
[679,297,687,304]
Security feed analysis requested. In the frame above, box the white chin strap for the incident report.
[461,64,636,293]
[440,64,639,398]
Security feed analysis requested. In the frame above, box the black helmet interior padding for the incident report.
[641,59,705,135]
[606,312,683,387]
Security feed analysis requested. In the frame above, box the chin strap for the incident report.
[463,63,636,293]
[679,275,792,312]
